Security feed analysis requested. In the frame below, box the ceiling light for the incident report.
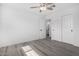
[40,7,46,11]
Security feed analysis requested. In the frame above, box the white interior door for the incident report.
[51,20,57,40]
[62,14,74,44]
[39,19,46,39]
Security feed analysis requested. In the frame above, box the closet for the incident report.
[51,6,79,47]
[61,14,74,44]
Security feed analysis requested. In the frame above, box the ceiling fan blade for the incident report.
[30,6,40,8]
[50,4,56,7]
[47,3,53,5]
[47,7,53,10]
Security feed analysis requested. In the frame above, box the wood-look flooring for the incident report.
[0,39,79,56]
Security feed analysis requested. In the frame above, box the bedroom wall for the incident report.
[0,3,46,47]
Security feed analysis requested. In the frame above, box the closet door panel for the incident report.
[62,14,74,44]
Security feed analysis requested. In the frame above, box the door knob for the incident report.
[40,29,42,31]
[71,29,73,32]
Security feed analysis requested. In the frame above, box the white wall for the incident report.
[45,4,79,47]
[0,3,46,47]
[73,7,79,46]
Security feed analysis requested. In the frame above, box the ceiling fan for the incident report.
[30,3,56,12]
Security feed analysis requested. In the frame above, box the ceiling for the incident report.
[1,3,79,15]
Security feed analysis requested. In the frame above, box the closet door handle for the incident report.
[71,29,73,32]
[40,29,42,31]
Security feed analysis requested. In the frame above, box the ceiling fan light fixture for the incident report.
[30,3,56,12]
[40,7,46,11]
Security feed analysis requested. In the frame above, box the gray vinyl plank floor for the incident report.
[0,39,79,56]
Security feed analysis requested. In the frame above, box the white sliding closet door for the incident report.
[62,14,74,44]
